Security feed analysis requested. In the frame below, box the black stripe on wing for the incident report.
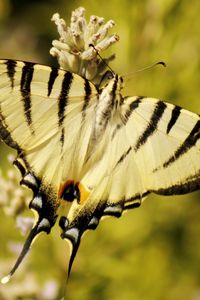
[112,96,144,140]
[20,62,35,130]
[48,67,59,97]
[154,172,200,195]
[124,191,149,210]
[124,173,200,210]
[82,79,92,122]
[5,59,16,89]
[135,101,167,151]
[58,71,73,145]
[163,119,200,168]
[0,107,32,175]
[0,109,21,152]
[115,146,132,166]
[13,159,26,177]
[124,96,144,124]
[166,105,181,134]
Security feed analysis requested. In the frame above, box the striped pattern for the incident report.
[47,67,59,97]
[6,59,16,88]
[82,79,92,121]
[0,59,199,279]
[163,119,200,168]
[0,108,21,151]
[58,72,73,127]
[167,105,181,134]
[20,62,35,129]
[0,59,97,150]
[124,96,144,123]
[135,101,167,151]
[58,72,73,144]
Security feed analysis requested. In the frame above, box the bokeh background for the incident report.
[0,0,200,299]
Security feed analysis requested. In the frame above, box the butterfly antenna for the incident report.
[89,44,115,76]
[135,61,167,73]
[1,223,40,284]
[123,61,167,79]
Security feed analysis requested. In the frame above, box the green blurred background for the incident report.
[0,0,200,299]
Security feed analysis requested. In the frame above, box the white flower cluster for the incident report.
[50,7,119,84]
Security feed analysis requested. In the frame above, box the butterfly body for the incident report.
[92,74,123,140]
[0,59,199,280]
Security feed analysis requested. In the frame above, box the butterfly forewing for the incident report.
[75,95,200,220]
[0,59,98,185]
[105,96,200,199]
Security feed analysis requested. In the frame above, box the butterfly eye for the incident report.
[62,183,80,202]
[98,70,115,87]
[104,70,114,80]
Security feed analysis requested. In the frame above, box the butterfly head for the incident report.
[98,69,123,90]
[102,73,124,95]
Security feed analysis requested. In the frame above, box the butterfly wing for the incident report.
[62,95,200,274]
[0,59,98,281]
[82,96,200,213]
[1,61,199,279]
[120,97,200,195]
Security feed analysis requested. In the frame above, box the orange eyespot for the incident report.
[58,180,75,199]
[59,180,91,204]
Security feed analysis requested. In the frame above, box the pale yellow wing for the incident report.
[62,95,199,274]
[0,59,98,282]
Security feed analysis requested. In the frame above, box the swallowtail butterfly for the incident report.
[0,59,199,282]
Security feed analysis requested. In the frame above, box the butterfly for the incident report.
[0,59,199,283]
